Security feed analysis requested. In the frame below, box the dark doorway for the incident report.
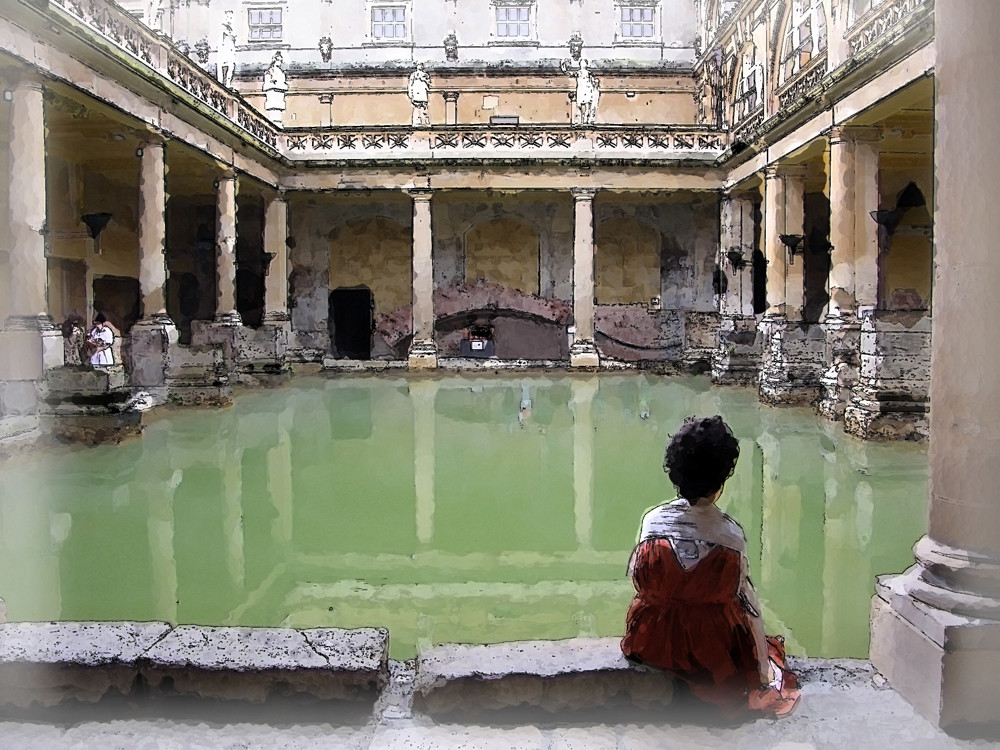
[752,201,768,314]
[802,192,832,324]
[92,275,141,334]
[329,286,374,360]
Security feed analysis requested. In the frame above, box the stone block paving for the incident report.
[3,658,1000,749]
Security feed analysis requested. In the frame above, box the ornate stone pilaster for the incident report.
[408,189,437,369]
[570,187,599,368]
[443,92,459,125]
[870,5,1000,731]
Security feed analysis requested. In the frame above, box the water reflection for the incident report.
[0,374,927,660]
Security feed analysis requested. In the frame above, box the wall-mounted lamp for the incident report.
[869,209,903,235]
[726,247,748,273]
[81,212,113,253]
[2,90,13,102]
[779,233,805,265]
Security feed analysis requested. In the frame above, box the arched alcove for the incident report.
[595,216,659,305]
[329,216,411,315]
[883,182,932,311]
[464,217,540,295]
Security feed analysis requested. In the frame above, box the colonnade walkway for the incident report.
[1,657,996,749]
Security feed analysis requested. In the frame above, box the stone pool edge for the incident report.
[0,621,390,708]
[0,622,876,718]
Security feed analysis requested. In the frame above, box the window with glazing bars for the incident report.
[248,8,282,40]
[619,6,654,38]
[372,6,407,39]
[496,6,530,38]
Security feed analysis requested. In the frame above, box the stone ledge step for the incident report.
[413,637,674,715]
[0,622,389,708]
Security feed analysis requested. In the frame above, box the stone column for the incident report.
[407,189,437,368]
[782,166,807,321]
[0,77,59,438]
[129,138,177,394]
[713,192,760,385]
[870,2,1000,731]
[215,170,240,325]
[263,191,289,322]
[762,167,786,317]
[820,127,880,421]
[570,188,599,367]
[443,92,459,125]
[758,167,787,400]
[853,135,880,314]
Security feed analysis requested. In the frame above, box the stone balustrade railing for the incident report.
[846,0,933,58]
[47,0,281,153]
[282,126,728,161]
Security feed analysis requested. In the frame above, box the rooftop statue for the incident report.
[263,51,288,124]
[218,10,237,88]
[408,63,431,126]
[562,57,600,125]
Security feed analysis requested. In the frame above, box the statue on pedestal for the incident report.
[408,63,431,126]
[263,51,288,124]
[562,57,600,125]
[218,10,237,88]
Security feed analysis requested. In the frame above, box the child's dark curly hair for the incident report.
[663,415,740,503]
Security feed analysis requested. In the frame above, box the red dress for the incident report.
[621,537,799,717]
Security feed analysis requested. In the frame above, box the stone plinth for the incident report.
[140,625,389,703]
[413,638,673,715]
[408,338,439,369]
[817,314,861,420]
[569,339,600,368]
[712,315,761,385]
[237,320,291,385]
[759,317,826,406]
[164,343,232,406]
[681,311,720,372]
[844,311,931,441]
[0,621,171,708]
[871,570,1000,730]
[41,365,143,444]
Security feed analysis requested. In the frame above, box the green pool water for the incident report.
[0,373,927,661]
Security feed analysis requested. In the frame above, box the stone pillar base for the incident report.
[711,315,760,386]
[128,317,178,389]
[843,394,929,441]
[569,339,600,368]
[192,318,242,373]
[871,562,1000,732]
[817,314,861,421]
[408,339,439,370]
[758,316,824,406]
[238,317,291,386]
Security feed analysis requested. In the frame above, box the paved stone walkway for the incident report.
[2,659,998,749]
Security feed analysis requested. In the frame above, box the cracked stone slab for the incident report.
[0,621,172,708]
[139,625,389,703]
[414,638,673,714]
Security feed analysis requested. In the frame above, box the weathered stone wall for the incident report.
[594,192,718,313]
[288,192,411,359]
[329,216,412,313]
[433,191,574,302]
